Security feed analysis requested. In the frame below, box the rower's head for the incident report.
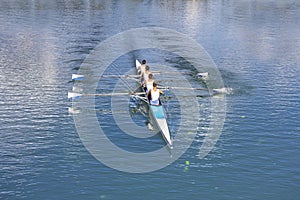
[145,65,150,71]
[148,73,153,79]
[142,60,146,64]
[153,82,158,88]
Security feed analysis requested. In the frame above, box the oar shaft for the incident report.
[101,75,140,78]
[85,92,145,96]
[68,91,145,99]
[72,74,140,80]
[159,86,227,93]
[159,86,209,91]
[152,71,192,75]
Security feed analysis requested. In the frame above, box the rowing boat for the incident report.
[135,60,173,149]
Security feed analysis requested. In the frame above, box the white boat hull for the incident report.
[135,60,173,148]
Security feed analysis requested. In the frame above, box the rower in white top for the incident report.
[142,65,151,83]
[148,82,163,106]
[138,59,147,76]
[144,73,154,93]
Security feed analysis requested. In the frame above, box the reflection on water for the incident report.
[0,0,299,199]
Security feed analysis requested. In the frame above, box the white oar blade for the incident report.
[72,86,83,92]
[197,72,208,78]
[72,74,84,81]
[213,88,227,94]
[68,107,81,114]
[68,92,82,100]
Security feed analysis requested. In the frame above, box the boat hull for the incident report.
[135,60,173,148]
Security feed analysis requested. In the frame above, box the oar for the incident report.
[68,107,130,114]
[68,91,146,100]
[197,72,208,78]
[151,71,192,75]
[132,94,148,103]
[158,86,208,91]
[211,88,228,94]
[71,74,140,81]
[159,86,228,93]
[151,71,208,78]
[72,74,84,81]
[72,72,207,81]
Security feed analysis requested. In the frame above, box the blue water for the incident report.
[1,0,300,199]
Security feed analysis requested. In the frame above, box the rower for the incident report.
[138,59,147,75]
[142,65,151,83]
[148,82,163,106]
[144,73,154,93]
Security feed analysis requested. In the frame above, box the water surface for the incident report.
[0,0,299,199]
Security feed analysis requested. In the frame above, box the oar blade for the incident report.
[212,88,227,94]
[72,74,84,81]
[197,72,209,79]
[68,107,81,114]
[68,92,82,100]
